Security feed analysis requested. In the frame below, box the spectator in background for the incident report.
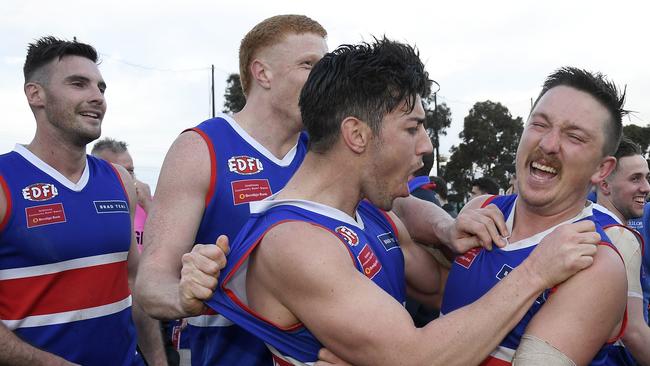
[92,137,152,252]
[470,176,500,199]
[431,176,457,218]
[505,173,517,195]
[408,152,441,205]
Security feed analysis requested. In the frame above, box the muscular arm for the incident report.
[518,245,627,365]
[117,165,167,366]
[135,131,211,319]
[0,184,75,366]
[249,218,593,366]
[389,212,447,308]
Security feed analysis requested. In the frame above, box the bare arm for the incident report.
[0,324,77,366]
[393,194,509,253]
[519,245,627,365]
[250,218,598,366]
[389,212,447,307]
[134,179,153,213]
[116,165,167,366]
[135,131,212,319]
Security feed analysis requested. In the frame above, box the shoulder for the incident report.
[257,221,352,268]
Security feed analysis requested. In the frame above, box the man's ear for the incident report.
[249,59,271,90]
[598,178,611,196]
[591,156,616,185]
[340,117,371,154]
[24,82,45,108]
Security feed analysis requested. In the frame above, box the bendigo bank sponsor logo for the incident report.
[228,156,264,175]
[22,183,58,201]
[336,226,359,246]
[357,244,382,279]
[455,247,482,269]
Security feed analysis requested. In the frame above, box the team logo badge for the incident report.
[228,156,264,175]
[335,226,359,246]
[22,183,58,201]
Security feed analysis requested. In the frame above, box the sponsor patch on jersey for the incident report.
[336,226,359,246]
[231,179,272,205]
[228,156,264,175]
[22,183,58,201]
[93,200,129,214]
[377,232,398,251]
[496,264,514,280]
[25,203,66,228]
[455,247,482,269]
[358,244,382,279]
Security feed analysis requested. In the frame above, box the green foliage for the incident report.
[222,73,246,114]
[444,101,523,200]
[622,124,650,156]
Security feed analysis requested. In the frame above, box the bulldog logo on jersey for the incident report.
[335,226,359,246]
[228,156,264,175]
[22,183,58,201]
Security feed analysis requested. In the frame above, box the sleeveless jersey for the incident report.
[441,194,625,366]
[206,199,405,365]
[187,114,308,366]
[0,145,142,365]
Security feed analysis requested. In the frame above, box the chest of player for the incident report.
[0,177,131,268]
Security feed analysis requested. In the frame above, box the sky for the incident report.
[2,0,649,188]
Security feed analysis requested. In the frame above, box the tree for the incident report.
[423,96,452,174]
[223,73,246,113]
[623,124,650,157]
[443,101,523,201]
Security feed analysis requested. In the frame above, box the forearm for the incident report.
[623,322,650,365]
[0,324,72,366]
[131,301,168,366]
[135,269,189,320]
[393,195,452,247]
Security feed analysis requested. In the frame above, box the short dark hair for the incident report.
[533,67,626,156]
[299,37,431,153]
[91,137,128,156]
[608,135,643,179]
[24,36,98,84]
[472,176,499,195]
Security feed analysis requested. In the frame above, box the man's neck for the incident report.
[596,194,626,223]
[233,102,302,160]
[27,130,87,183]
[276,152,362,218]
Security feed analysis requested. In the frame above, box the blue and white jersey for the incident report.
[0,144,142,365]
[441,194,624,366]
[187,114,308,366]
[206,198,405,365]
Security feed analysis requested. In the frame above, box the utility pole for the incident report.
[211,65,216,118]
[430,80,441,175]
